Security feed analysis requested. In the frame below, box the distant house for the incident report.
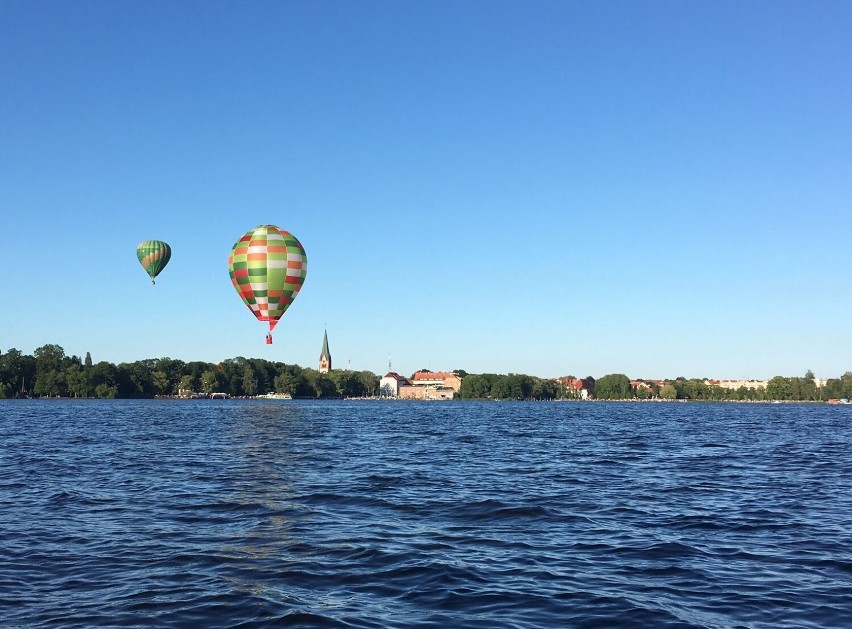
[411,371,463,392]
[704,379,768,390]
[379,372,409,397]
[386,371,463,400]
[398,383,456,400]
[557,377,589,400]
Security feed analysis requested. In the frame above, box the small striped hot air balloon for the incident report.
[136,240,172,284]
[228,225,307,344]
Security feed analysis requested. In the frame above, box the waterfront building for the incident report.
[379,372,409,397]
[398,383,456,400]
[556,377,589,399]
[410,371,463,393]
[392,371,463,400]
[704,379,768,390]
[319,330,332,373]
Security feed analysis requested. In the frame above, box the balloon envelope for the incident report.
[136,240,171,284]
[228,225,307,338]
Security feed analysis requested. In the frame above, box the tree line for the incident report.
[589,371,852,401]
[457,372,561,400]
[3,344,850,402]
[457,371,852,401]
[0,344,379,399]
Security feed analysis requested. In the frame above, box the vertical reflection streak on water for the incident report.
[0,399,851,627]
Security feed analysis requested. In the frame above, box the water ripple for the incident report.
[1,399,851,627]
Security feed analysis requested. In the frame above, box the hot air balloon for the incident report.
[228,225,307,344]
[136,240,172,284]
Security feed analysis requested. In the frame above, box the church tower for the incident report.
[319,329,332,373]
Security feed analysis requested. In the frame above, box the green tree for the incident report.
[735,385,753,401]
[200,370,220,395]
[219,357,246,395]
[766,376,791,400]
[274,370,297,396]
[801,370,817,401]
[89,361,118,397]
[33,344,66,397]
[532,378,558,400]
[64,364,89,397]
[490,377,511,399]
[118,360,156,398]
[358,370,379,396]
[706,383,726,401]
[459,374,493,399]
[247,359,272,394]
[840,371,852,399]
[636,384,651,400]
[152,371,171,396]
[186,361,214,388]
[506,374,533,399]
[179,374,198,394]
[0,348,35,398]
[594,374,631,399]
[154,358,187,396]
[824,377,841,399]
[306,370,337,398]
[95,383,118,398]
[660,384,677,400]
[241,365,258,397]
[679,379,710,400]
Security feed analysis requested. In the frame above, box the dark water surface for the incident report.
[1,400,851,628]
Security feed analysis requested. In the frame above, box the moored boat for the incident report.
[256,392,293,400]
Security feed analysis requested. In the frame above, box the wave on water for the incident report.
[1,399,851,627]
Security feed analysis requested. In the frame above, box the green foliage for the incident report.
[0,344,371,399]
[200,370,220,395]
[766,376,791,401]
[328,370,360,397]
[95,383,118,398]
[820,371,852,400]
[3,343,851,403]
[459,372,560,400]
[271,364,310,397]
[240,365,258,397]
[64,364,88,398]
[0,348,35,397]
[593,374,631,400]
[34,344,66,397]
[152,371,171,396]
[660,384,677,400]
[358,370,380,396]
[533,378,559,399]
[459,373,497,399]
[307,371,337,398]
[325,369,378,398]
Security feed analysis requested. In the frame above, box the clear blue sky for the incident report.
[2,1,851,380]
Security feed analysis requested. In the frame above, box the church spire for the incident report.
[319,329,332,373]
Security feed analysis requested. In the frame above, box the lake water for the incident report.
[1,399,851,628]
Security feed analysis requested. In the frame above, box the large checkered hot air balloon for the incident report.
[136,240,171,284]
[228,225,307,344]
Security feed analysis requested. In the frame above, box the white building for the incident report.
[379,372,409,397]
